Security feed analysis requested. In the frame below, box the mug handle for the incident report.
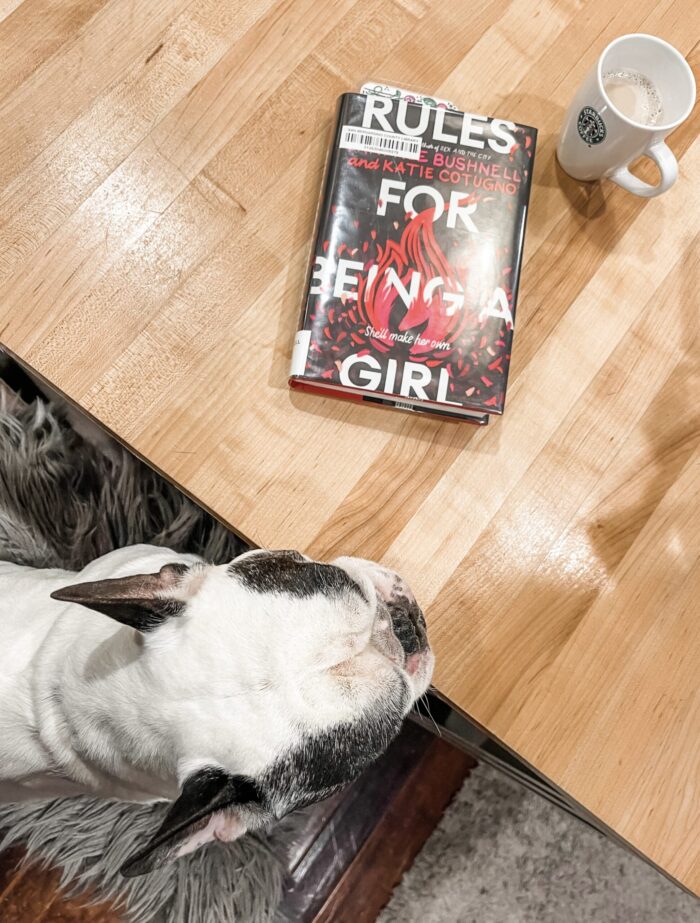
[609,141,679,198]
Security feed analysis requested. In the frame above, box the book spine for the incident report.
[292,96,350,375]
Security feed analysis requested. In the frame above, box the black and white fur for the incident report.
[0,544,433,877]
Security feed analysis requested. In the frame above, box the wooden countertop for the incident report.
[1,0,698,894]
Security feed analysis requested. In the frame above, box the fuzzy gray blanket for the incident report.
[0,377,284,923]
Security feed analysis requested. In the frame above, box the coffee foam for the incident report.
[603,69,663,126]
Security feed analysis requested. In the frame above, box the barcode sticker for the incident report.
[339,126,422,160]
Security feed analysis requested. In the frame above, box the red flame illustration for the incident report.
[356,208,473,359]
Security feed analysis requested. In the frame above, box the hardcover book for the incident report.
[289,89,537,424]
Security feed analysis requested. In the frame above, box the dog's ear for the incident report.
[50,563,191,632]
[120,767,262,877]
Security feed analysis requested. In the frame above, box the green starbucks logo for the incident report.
[577,106,606,145]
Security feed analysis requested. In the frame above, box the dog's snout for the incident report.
[386,597,428,655]
[332,555,431,661]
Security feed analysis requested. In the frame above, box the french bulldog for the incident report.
[0,544,433,876]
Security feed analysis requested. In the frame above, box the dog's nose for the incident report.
[385,595,427,655]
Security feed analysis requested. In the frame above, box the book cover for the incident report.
[290,91,537,423]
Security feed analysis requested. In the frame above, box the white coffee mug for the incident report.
[557,34,696,197]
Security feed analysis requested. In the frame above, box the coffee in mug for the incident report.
[602,70,663,126]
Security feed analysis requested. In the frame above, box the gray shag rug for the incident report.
[379,764,700,923]
[0,374,286,923]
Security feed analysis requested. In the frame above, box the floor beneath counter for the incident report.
[379,763,700,923]
[0,847,123,923]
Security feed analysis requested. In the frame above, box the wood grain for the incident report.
[1,0,699,895]
[0,850,123,922]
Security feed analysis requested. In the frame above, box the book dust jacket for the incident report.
[290,91,537,423]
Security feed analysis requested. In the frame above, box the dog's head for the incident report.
[51,549,433,876]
